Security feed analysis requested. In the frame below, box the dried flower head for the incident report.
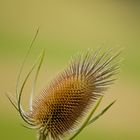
[31,49,120,140]
[7,31,120,140]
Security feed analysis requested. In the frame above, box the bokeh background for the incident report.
[0,0,140,139]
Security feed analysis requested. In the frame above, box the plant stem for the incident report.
[38,133,47,140]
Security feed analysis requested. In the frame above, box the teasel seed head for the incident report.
[7,42,121,140]
[28,48,120,140]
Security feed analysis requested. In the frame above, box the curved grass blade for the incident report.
[29,49,45,111]
[17,51,44,126]
[5,92,19,111]
[87,100,116,126]
[16,28,39,99]
[68,96,103,140]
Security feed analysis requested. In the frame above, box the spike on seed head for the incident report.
[27,48,120,140]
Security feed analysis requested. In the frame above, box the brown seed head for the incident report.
[29,49,120,139]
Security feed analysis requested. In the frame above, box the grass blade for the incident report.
[29,49,45,111]
[16,28,39,99]
[87,100,116,126]
[17,51,44,126]
[5,92,19,111]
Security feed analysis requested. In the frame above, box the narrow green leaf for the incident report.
[5,92,19,111]
[30,49,45,111]
[68,96,103,140]
[17,51,44,126]
[87,100,116,126]
[16,28,39,99]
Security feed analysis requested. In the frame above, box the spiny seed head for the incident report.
[7,48,120,140]
[28,49,120,139]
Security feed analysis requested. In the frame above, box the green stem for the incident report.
[38,133,47,140]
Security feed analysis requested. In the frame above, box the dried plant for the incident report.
[7,30,121,140]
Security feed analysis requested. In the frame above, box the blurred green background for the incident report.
[0,0,140,139]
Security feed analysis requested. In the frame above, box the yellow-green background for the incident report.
[0,0,140,139]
